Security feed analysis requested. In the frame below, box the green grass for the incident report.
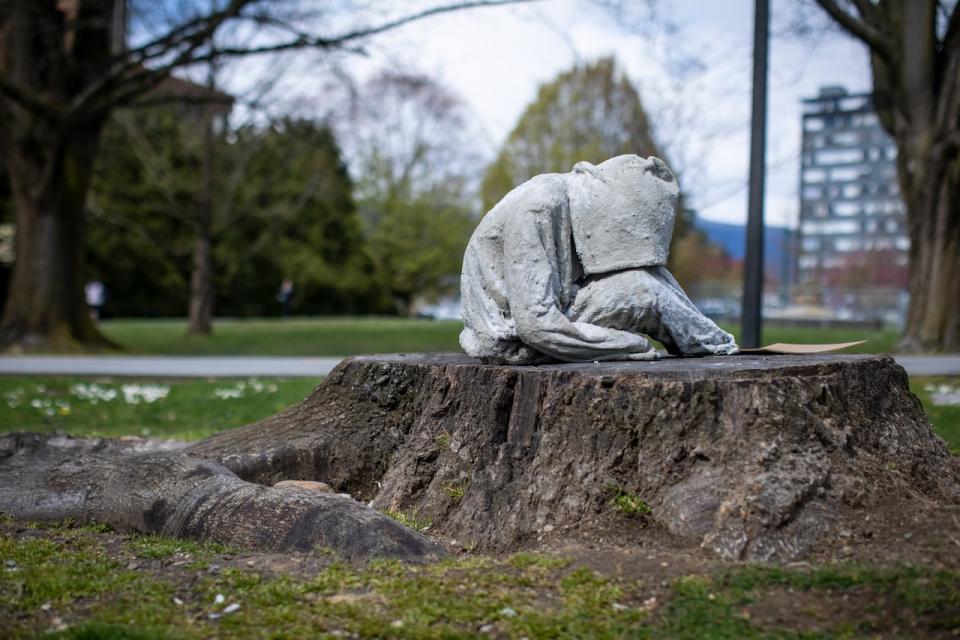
[383,509,433,533]
[1,522,957,639]
[721,323,901,354]
[93,316,901,356]
[0,376,318,440]
[910,378,960,454]
[100,317,465,356]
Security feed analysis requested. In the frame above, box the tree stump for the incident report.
[2,353,957,561]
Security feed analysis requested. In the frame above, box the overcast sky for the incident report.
[327,0,872,229]
[216,1,871,228]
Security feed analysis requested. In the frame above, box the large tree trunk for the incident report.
[868,0,960,353]
[187,103,217,337]
[0,124,114,352]
[898,150,960,352]
[813,0,959,352]
[2,354,957,562]
[0,0,117,352]
[187,226,214,336]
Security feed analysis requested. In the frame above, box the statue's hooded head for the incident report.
[568,154,679,275]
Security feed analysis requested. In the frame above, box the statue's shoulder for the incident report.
[489,173,569,218]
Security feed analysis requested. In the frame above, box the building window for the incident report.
[804,117,825,132]
[840,96,867,111]
[803,168,827,183]
[834,238,861,252]
[802,186,822,200]
[801,220,859,235]
[816,149,863,164]
[831,131,860,145]
[830,166,860,181]
[841,184,860,198]
[833,202,859,217]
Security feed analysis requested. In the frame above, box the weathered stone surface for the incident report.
[193,352,960,561]
[2,353,957,562]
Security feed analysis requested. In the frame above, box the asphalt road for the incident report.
[0,354,958,378]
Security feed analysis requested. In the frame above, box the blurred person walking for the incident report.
[277,278,295,317]
[85,281,106,322]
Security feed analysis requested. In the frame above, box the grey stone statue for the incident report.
[460,154,738,364]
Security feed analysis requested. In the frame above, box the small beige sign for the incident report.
[737,340,868,355]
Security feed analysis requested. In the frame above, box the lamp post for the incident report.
[742,0,769,348]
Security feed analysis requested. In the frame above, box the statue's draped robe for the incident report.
[460,174,655,364]
[460,174,737,364]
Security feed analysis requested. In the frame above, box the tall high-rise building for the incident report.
[796,86,908,318]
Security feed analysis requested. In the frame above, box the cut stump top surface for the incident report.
[347,352,889,379]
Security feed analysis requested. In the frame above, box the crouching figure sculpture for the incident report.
[460,154,738,364]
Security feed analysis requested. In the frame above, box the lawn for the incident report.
[97,316,902,356]
[101,317,466,356]
[1,517,957,639]
[0,377,320,441]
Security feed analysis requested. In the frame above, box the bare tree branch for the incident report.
[812,0,894,61]
[69,0,537,119]
[0,76,60,123]
[65,0,251,119]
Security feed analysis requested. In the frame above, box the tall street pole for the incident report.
[742,0,769,348]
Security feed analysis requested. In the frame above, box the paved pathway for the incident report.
[1,354,959,378]
[0,356,341,378]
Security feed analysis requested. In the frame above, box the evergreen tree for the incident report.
[87,112,375,317]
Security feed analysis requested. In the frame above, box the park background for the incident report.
[1,1,959,638]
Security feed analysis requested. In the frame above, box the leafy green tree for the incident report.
[480,57,662,209]
[343,71,479,315]
[480,57,693,260]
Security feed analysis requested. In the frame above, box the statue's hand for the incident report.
[700,335,739,356]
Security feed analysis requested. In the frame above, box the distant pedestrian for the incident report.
[277,278,294,317]
[85,280,106,322]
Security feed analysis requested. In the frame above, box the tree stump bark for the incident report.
[2,353,957,562]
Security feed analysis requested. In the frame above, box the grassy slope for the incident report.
[98,317,901,356]
[0,518,957,639]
